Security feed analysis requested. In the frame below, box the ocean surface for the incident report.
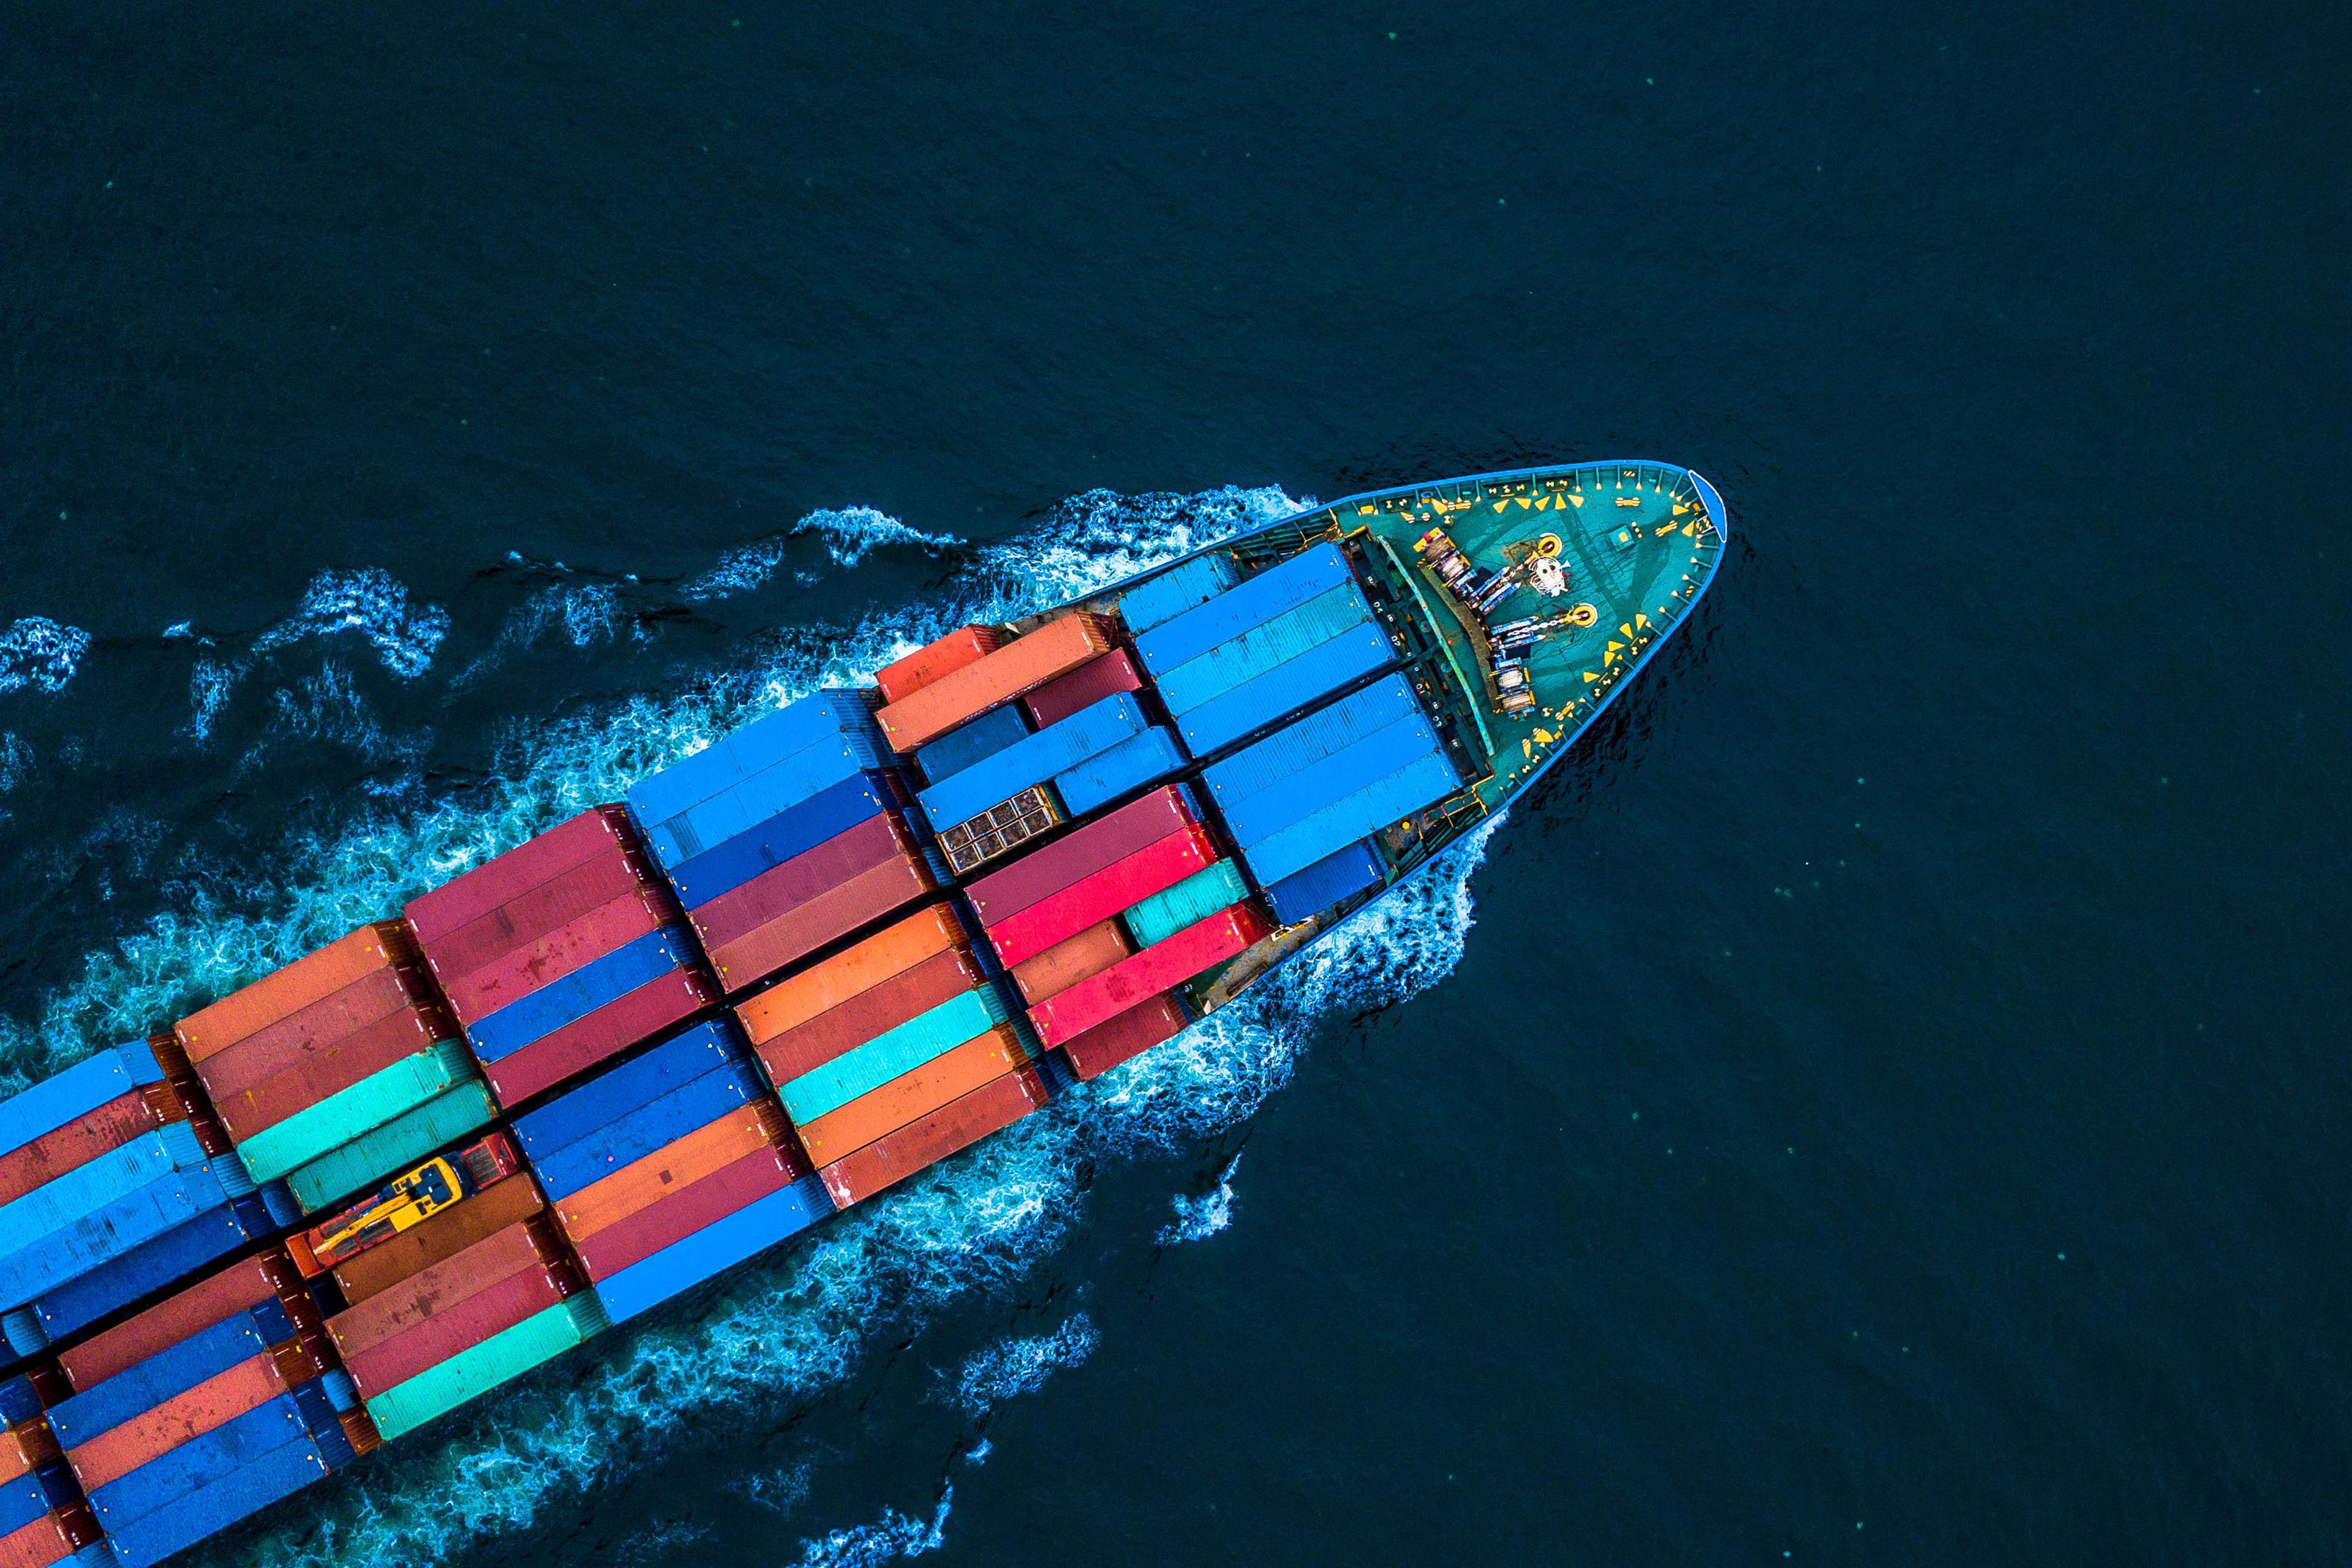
[2,2,2347,1564]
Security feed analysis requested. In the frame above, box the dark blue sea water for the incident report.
[4,3,2348,1564]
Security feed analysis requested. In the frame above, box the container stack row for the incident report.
[734,906,1046,1208]
[403,807,718,1110]
[914,688,1186,850]
[0,1043,292,1359]
[41,1250,367,1567]
[963,787,1268,1080]
[0,1371,96,1568]
[1202,673,1463,918]
[625,694,940,997]
[1129,543,1398,756]
[511,1022,829,1326]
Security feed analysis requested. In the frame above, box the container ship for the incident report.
[0,460,1724,1566]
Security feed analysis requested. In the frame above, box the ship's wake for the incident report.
[0,485,1498,1568]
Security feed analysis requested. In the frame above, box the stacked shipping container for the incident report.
[0,1371,95,1568]
[874,615,1121,752]
[734,909,1045,1208]
[43,1253,363,1567]
[404,809,718,1110]
[512,1022,830,1324]
[1132,543,1397,756]
[0,1042,290,1358]
[625,695,940,997]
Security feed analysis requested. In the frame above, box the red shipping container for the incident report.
[963,785,1194,925]
[1058,993,1192,1080]
[417,848,650,984]
[0,1428,58,1488]
[1030,907,1269,1047]
[402,807,634,943]
[480,968,718,1109]
[574,1145,803,1281]
[1021,648,1146,730]
[331,1173,545,1305]
[733,905,966,1047]
[64,1354,288,1491]
[819,1066,1049,1209]
[212,1005,445,1140]
[874,614,1120,752]
[342,1267,566,1400]
[875,626,1003,706]
[984,827,1216,970]
[175,923,412,1061]
[193,966,424,1099]
[58,1254,284,1390]
[0,1516,69,1568]
[708,853,936,994]
[794,1027,1031,1166]
[753,948,987,1088]
[0,1092,160,1208]
[555,1105,783,1240]
[1008,921,1133,1006]
[325,1221,554,1363]
[440,888,671,1026]
[688,812,908,952]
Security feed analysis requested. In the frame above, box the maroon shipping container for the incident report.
[402,807,634,943]
[0,1092,160,1208]
[820,1066,1049,1208]
[325,1221,556,1362]
[342,1267,567,1399]
[752,948,987,1088]
[479,968,718,1109]
[417,849,650,984]
[56,1255,285,1390]
[210,1006,444,1140]
[688,813,908,952]
[440,889,673,1026]
[192,967,426,1101]
[963,786,1194,925]
[1058,994,1192,1080]
[707,853,935,995]
[1021,648,1147,730]
[573,1145,804,1281]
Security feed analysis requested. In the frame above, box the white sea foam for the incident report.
[0,617,91,696]
[449,581,626,688]
[789,1487,951,1567]
[251,567,450,680]
[1160,1152,1243,1244]
[684,507,962,601]
[8,484,1493,1567]
[944,1314,1101,1414]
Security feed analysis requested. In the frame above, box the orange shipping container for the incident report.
[174,922,413,1061]
[0,1427,57,1487]
[873,614,1120,752]
[1008,921,1133,1006]
[734,905,967,1046]
[64,1352,289,1491]
[326,1219,559,1362]
[554,1104,786,1241]
[793,1026,1031,1166]
[331,1172,545,1305]
[875,625,1004,705]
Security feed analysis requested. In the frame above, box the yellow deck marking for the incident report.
[1619,624,1634,638]
[1493,500,1510,512]
[1583,670,1600,684]
[1568,494,1583,507]
[1515,497,1531,508]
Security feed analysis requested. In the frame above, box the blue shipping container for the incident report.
[86,1395,309,1528]
[102,1434,337,1568]
[1215,716,1441,848]
[0,1040,164,1160]
[625,691,880,831]
[914,705,1031,786]
[1202,673,1424,807]
[665,773,891,908]
[532,1064,766,1200]
[0,1472,48,1537]
[0,1120,213,1258]
[20,1190,287,1351]
[1263,840,1387,926]
[48,1300,292,1448]
[1052,727,1188,818]
[1241,752,1463,887]
[464,925,697,1062]
[1173,622,1397,758]
[594,1174,836,1322]
[1116,550,1243,634]
[1134,543,1354,676]
[1152,583,1374,715]
[0,1164,237,1308]
[511,1020,747,1161]
[646,728,888,869]
[916,693,1147,829]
